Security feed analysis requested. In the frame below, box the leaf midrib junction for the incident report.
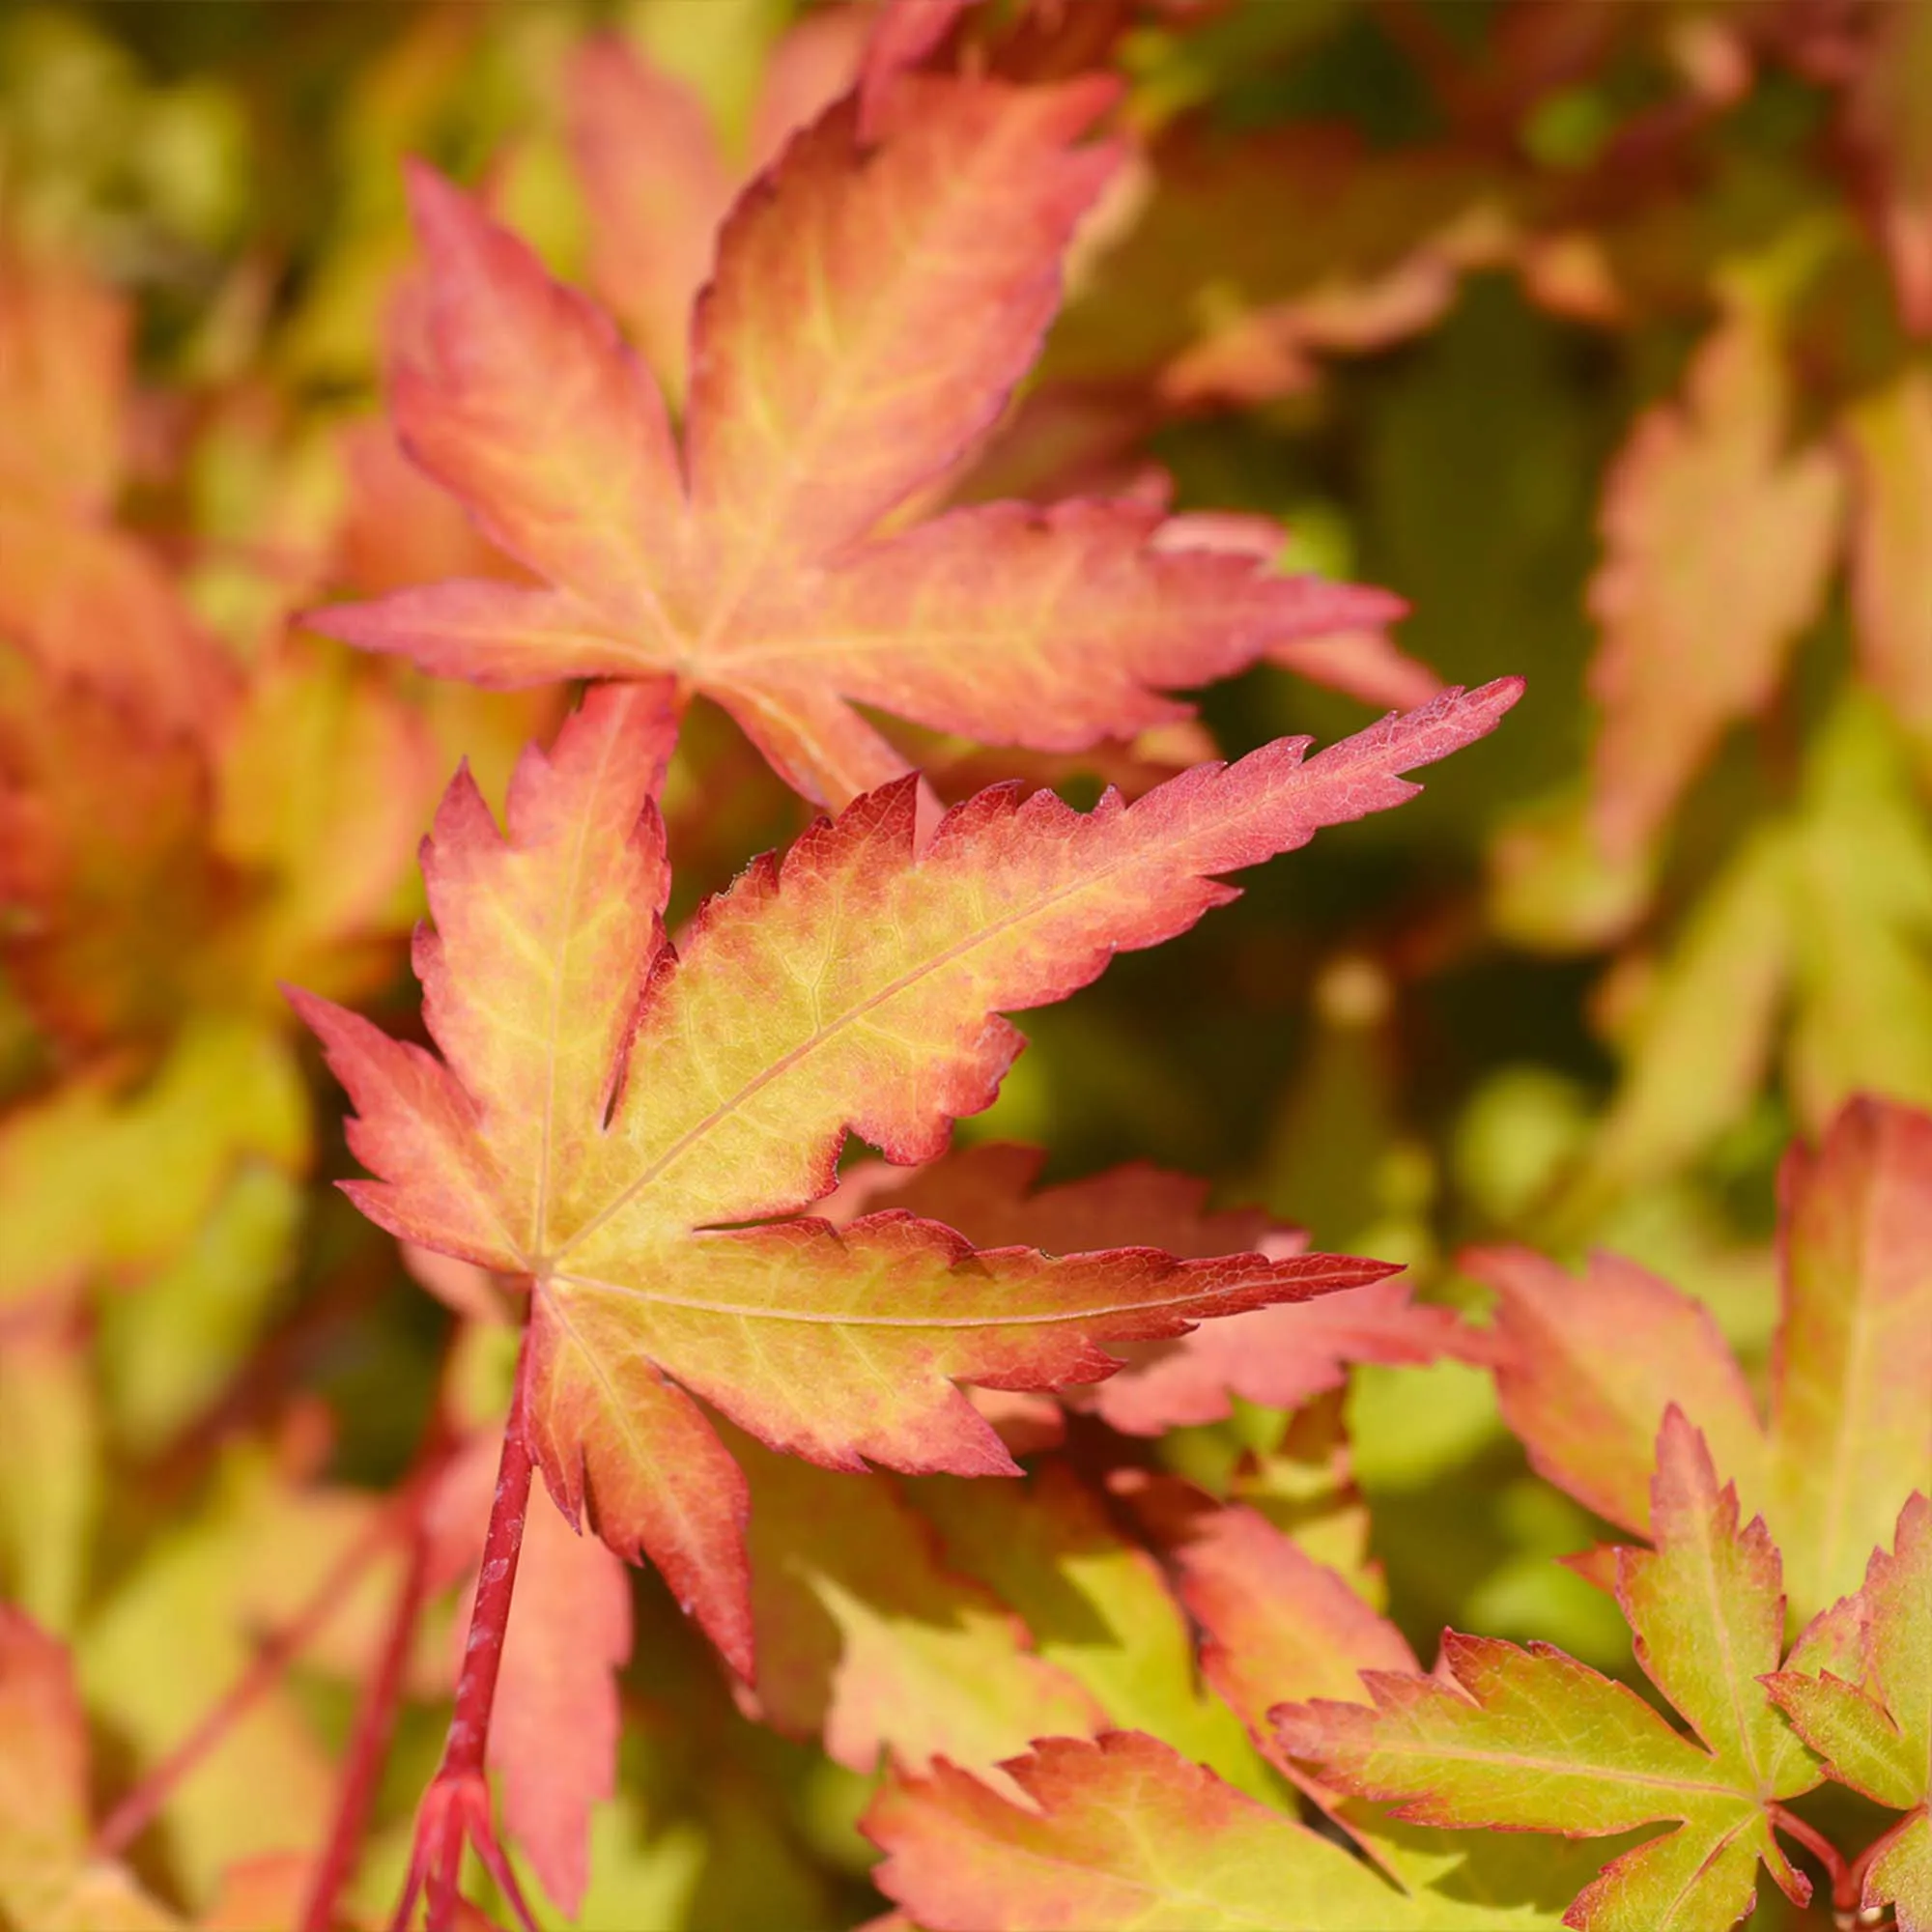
[541,729,1353,1266]
[545,1263,1289,1331]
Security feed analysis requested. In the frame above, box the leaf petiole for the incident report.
[1766,1802,1853,1909]
[392,1324,540,1932]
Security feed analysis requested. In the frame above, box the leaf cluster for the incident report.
[2,4,1929,1931]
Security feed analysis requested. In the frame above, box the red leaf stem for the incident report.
[392,1325,541,1932]
[1766,1803,1853,1912]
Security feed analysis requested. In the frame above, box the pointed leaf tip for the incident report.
[308,685,1515,1674]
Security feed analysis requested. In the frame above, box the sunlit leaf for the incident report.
[1473,1093,1932,1617]
[868,1728,1587,1932]
[312,83,1405,804]
[1765,1492,1931,1930]
[300,678,1514,1676]
[1278,1411,1820,1932]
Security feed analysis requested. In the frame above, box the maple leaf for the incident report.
[1585,303,1843,862]
[869,1731,1411,1932]
[732,1430,1107,1784]
[1469,1245,1770,1539]
[309,75,1403,806]
[570,19,1445,722]
[867,1727,1602,1931]
[1126,1474,1609,1915]
[827,1140,1466,1434]
[909,1459,1271,1796]
[0,1607,180,1932]
[865,1472,1603,1929]
[1469,1093,1932,1617]
[1764,1492,1932,1931]
[295,675,1519,1676]
[1278,1410,1822,1932]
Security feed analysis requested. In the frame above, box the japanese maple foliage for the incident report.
[867,1409,1908,1932]
[1765,1494,1932,1931]
[1468,1094,1932,1619]
[828,1138,1469,1435]
[298,673,1518,1678]
[1282,1411,1822,1932]
[308,64,1413,806]
[10,5,1932,1932]
[867,1468,1607,1930]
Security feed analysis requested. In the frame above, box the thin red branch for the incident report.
[300,1503,436,1932]
[392,1325,541,1932]
[93,1494,410,1861]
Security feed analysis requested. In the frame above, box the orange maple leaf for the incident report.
[309,72,1404,806]
[295,676,1519,1677]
